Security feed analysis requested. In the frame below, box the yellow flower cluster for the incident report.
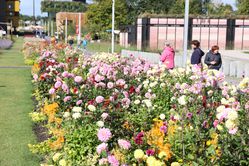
[146,120,172,161]
[112,149,126,164]
[32,63,40,74]
[206,132,222,161]
[42,102,61,124]
[43,103,65,150]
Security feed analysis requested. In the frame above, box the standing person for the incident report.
[204,45,222,70]
[81,38,88,50]
[191,40,204,65]
[160,41,175,70]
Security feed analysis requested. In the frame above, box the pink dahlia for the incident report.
[74,76,83,83]
[54,81,62,89]
[49,88,55,94]
[33,74,38,82]
[76,100,83,105]
[62,71,69,77]
[118,139,131,150]
[96,96,104,104]
[97,128,112,142]
[213,120,219,128]
[96,143,108,154]
[63,96,72,102]
[229,127,238,135]
[107,82,114,89]
[101,113,109,120]
[108,155,119,166]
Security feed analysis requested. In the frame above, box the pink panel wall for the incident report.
[243,28,249,49]
[137,18,142,50]
[218,28,226,50]
[235,28,243,50]
[200,28,209,49]
[150,27,158,49]
[192,27,201,41]
[209,27,218,46]
[175,27,184,49]
[158,27,167,49]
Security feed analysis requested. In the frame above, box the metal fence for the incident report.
[134,17,249,51]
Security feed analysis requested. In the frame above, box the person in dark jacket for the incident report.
[204,45,222,70]
[191,40,204,65]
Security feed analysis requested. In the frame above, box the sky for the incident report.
[20,0,236,16]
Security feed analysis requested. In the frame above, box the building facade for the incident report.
[0,0,20,30]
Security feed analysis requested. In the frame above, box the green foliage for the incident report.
[236,0,249,15]
[41,1,87,13]
[169,0,203,15]
[206,3,233,16]
[86,0,130,32]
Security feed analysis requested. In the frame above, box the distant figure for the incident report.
[191,40,204,65]
[160,41,175,70]
[204,45,222,70]
[93,33,99,41]
[68,36,74,47]
[82,38,88,49]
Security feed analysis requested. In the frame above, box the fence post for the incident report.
[226,19,235,50]
[141,18,150,51]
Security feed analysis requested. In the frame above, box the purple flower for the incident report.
[63,96,72,102]
[96,143,108,154]
[49,88,55,94]
[186,112,193,119]
[76,100,82,105]
[62,71,69,77]
[74,76,83,83]
[146,149,155,156]
[108,155,119,166]
[202,120,208,129]
[160,125,167,133]
[96,96,104,104]
[97,128,112,142]
[95,74,104,82]
[62,83,69,93]
[54,81,62,89]
[118,139,131,150]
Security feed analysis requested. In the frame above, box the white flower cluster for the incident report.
[216,105,239,135]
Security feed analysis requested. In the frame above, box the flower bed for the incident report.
[0,39,13,49]
[28,43,249,166]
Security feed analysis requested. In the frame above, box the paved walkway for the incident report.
[0,39,39,166]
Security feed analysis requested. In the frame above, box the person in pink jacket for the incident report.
[160,41,175,70]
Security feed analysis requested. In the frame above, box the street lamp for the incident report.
[183,0,189,67]
[111,0,115,53]
[33,0,36,25]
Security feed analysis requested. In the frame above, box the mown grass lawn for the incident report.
[0,39,40,166]
[87,41,137,53]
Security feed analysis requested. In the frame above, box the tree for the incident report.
[86,0,130,32]
[169,0,206,15]
[207,3,233,16]
[236,0,249,15]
